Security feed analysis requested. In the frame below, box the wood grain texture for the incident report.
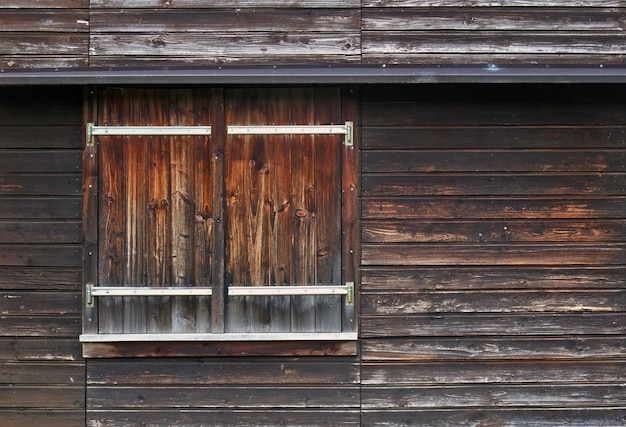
[0,87,86,427]
[360,84,626,424]
[90,0,360,8]
[361,409,626,427]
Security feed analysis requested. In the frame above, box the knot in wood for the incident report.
[295,208,309,218]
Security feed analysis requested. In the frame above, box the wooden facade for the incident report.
[1,2,625,427]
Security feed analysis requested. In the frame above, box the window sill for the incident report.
[80,332,358,358]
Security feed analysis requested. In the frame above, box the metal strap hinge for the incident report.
[86,123,213,146]
[228,122,354,147]
[86,283,354,306]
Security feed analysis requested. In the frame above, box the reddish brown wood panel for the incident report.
[96,88,215,334]
[223,87,345,333]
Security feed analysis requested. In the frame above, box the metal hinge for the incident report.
[228,121,354,147]
[86,283,355,306]
[86,123,212,146]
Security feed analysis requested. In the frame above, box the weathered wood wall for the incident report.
[362,1,626,65]
[0,1,89,69]
[359,84,626,425]
[0,87,84,426]
[2,2,626,68]
[87,358,360,426]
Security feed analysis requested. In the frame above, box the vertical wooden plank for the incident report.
[291,88,317,333]
[267,88,293,332]
[314,87,343,332]
[169,89,196,333]
[192,89,213,333]
[210,88,225,334]
[98,89,125,334]
[145,91,172,333]
[83,87,98,336]
[123,90,148,334]
[341,86,359,333]
[225,89,247,332]
[225,88,273,333]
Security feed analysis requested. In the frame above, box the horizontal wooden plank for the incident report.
[361,243,626,266]
[361,408,626,427]
[362,174,626,196]
[0,410,84,427]
[83,340,357,358]
[361,313,625,337]
[0,126,82,149]
[0,245,81,267]
[88,54,361,66]
[0,386,84,409]
[0,105,82,126]
[87,410,360,427]
[91,9,360,32]
[90,33,360,58]
[362,384,626,409]
[362,103,626,127]
[0,267,80,291]
[362,52,626,65]
[364,31,626,54]
[361,127,626,150]
[0,34,88,55]
[0,221,81,244]
[91,0,360,7]
[362,1,625,5]
[0,0,87,7]
[362,219,626,243]
[0,55,88,69]
[361,336,626,361]
[361,360,626,385]
[362,290,626,315]
[88,386,359,408]
[0,174,81,196]
[361,266,626,291]
[0,11,89,32]
[0,197,81,219]
[1,292,81,315]
[362,196,626,220]
[0,315,80,337]
[0,337,81,361]
[362,150,626,173]
[0,150,81,173]
[0,362,84,385]
[87,360,360,385]
[363,8,626,31]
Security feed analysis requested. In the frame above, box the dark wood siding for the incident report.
[87,358,360,426]
[0,87,84,426]
[360,84,626,425]
[362,2,626,65]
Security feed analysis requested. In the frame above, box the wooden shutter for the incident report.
[85,86,356,342]
[224,88,344,333]
[96,88,215,334]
